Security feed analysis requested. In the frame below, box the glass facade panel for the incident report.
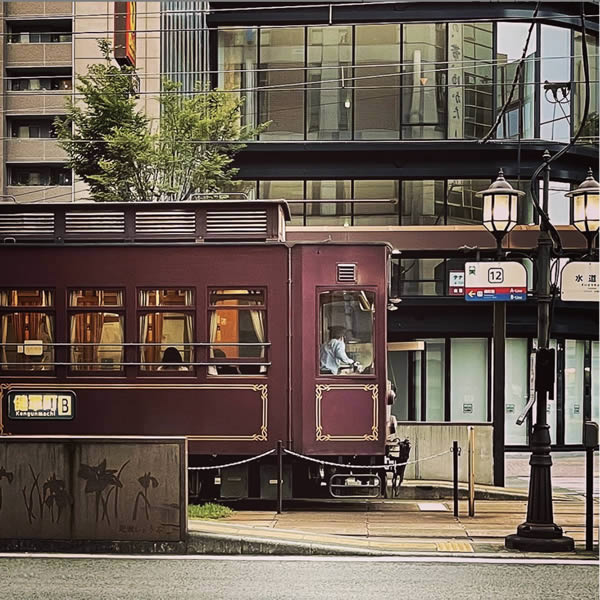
[574,33,599,143]
[218,28,258,130]
[306,180,351,225]
[505,338,529,445]
[400,258,445,296]
[593,341,600,424]
[260,180,305,225]
[353,180,399,225]
[448,23,493,139]
[402,24,447,139]
[496,23,537,139]
[401,180,445,225]
[450,338,488,422]
[259,28,305,140]
[565,339,585,444]
[355,25,401,140]
[389,351,409,421]
[307,27,353,140]
[319,290,375,375]
[540,26,571,142]
[546,181,571,225]
[446,179,489,224]
[425,339,445,421]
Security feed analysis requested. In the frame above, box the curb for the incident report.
[186,531,599,560]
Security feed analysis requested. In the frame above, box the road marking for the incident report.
[0,553,596,566]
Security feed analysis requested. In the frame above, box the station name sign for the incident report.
[7,390,75,420]
[464,261,527,302]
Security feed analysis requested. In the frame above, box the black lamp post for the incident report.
[505,152,575,552]
[566,168,600,255]
[477,171,525,486]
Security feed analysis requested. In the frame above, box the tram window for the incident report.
[139,289,193,307]
[319,290,375,376]
[0,289,54,371]
[208,289,266,375]
[139,312,193,372]
[68,289,124,371]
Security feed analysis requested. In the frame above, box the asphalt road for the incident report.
[0,555,598,600]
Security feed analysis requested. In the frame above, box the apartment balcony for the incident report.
[5,138,67,162]
[4,91,68,115]
[5,186,72,204]
[5,43,72,68]
[4,2,72,18]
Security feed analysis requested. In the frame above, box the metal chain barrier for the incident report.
[188,449,276,471]
[282,447,453,470]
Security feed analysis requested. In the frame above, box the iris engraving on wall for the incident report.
[78,459,129,525]
[22,466,73,525]
[133,472,159,521]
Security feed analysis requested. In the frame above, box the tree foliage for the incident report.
[56,40,266,202]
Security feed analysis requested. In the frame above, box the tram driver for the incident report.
[319,326,362,375]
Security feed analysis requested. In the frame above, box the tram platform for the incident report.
[187,496,598,558]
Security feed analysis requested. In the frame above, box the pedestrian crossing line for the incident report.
[436,541,474,553]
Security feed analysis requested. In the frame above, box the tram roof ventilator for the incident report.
[0,199,291,244]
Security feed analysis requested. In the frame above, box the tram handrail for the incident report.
[0,342,271,347]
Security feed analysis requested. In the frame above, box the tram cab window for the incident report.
[0,289,54,371]
[139,289,194,371]
[319,290,375,376]
[208,289,267,376]
[69,289,124,371]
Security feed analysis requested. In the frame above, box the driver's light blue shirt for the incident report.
[320,338,354,375]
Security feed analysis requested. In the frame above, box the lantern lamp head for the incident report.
[566,168,599,241]
[477,169,525,244]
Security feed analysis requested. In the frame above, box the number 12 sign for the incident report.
[465,261,527,302]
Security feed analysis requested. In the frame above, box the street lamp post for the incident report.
[477,170,524,486]
[505,153,579,552]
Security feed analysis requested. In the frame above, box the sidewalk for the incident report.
[188,497,599,558]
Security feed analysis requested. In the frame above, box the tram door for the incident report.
[387,342,425,422]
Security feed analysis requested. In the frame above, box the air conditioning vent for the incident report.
[206,210,268,238]
[65,212,124,238]
[0,212,54,239]
[337,263,357,283]
[136,211,195,237]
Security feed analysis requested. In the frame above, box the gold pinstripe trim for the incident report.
[315,383,378,442]
[0,382,268,442]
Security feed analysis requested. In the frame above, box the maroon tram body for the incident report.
[0,201,403,499]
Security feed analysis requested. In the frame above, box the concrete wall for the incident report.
[0,437,187,542]
[396,422,494,485]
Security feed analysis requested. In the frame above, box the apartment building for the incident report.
[0,1,160,203]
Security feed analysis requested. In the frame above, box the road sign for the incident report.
[465,261,527,302]
[448,270,465,296]
[560,261,599,302]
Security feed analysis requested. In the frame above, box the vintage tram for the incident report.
[0,200,406,499]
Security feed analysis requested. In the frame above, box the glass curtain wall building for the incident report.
[204,2,599,460]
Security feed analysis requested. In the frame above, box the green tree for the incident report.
[56,40,266,202]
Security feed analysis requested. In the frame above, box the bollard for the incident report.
[277,440,283,515]
[468,426,475,517]
[452,441,459,518]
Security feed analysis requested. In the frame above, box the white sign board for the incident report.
[560,261,599,302]
[465,261,527,302]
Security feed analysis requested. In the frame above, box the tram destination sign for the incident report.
[7,390,76,420]
[465,261,527,302]
[560,261,599,302]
